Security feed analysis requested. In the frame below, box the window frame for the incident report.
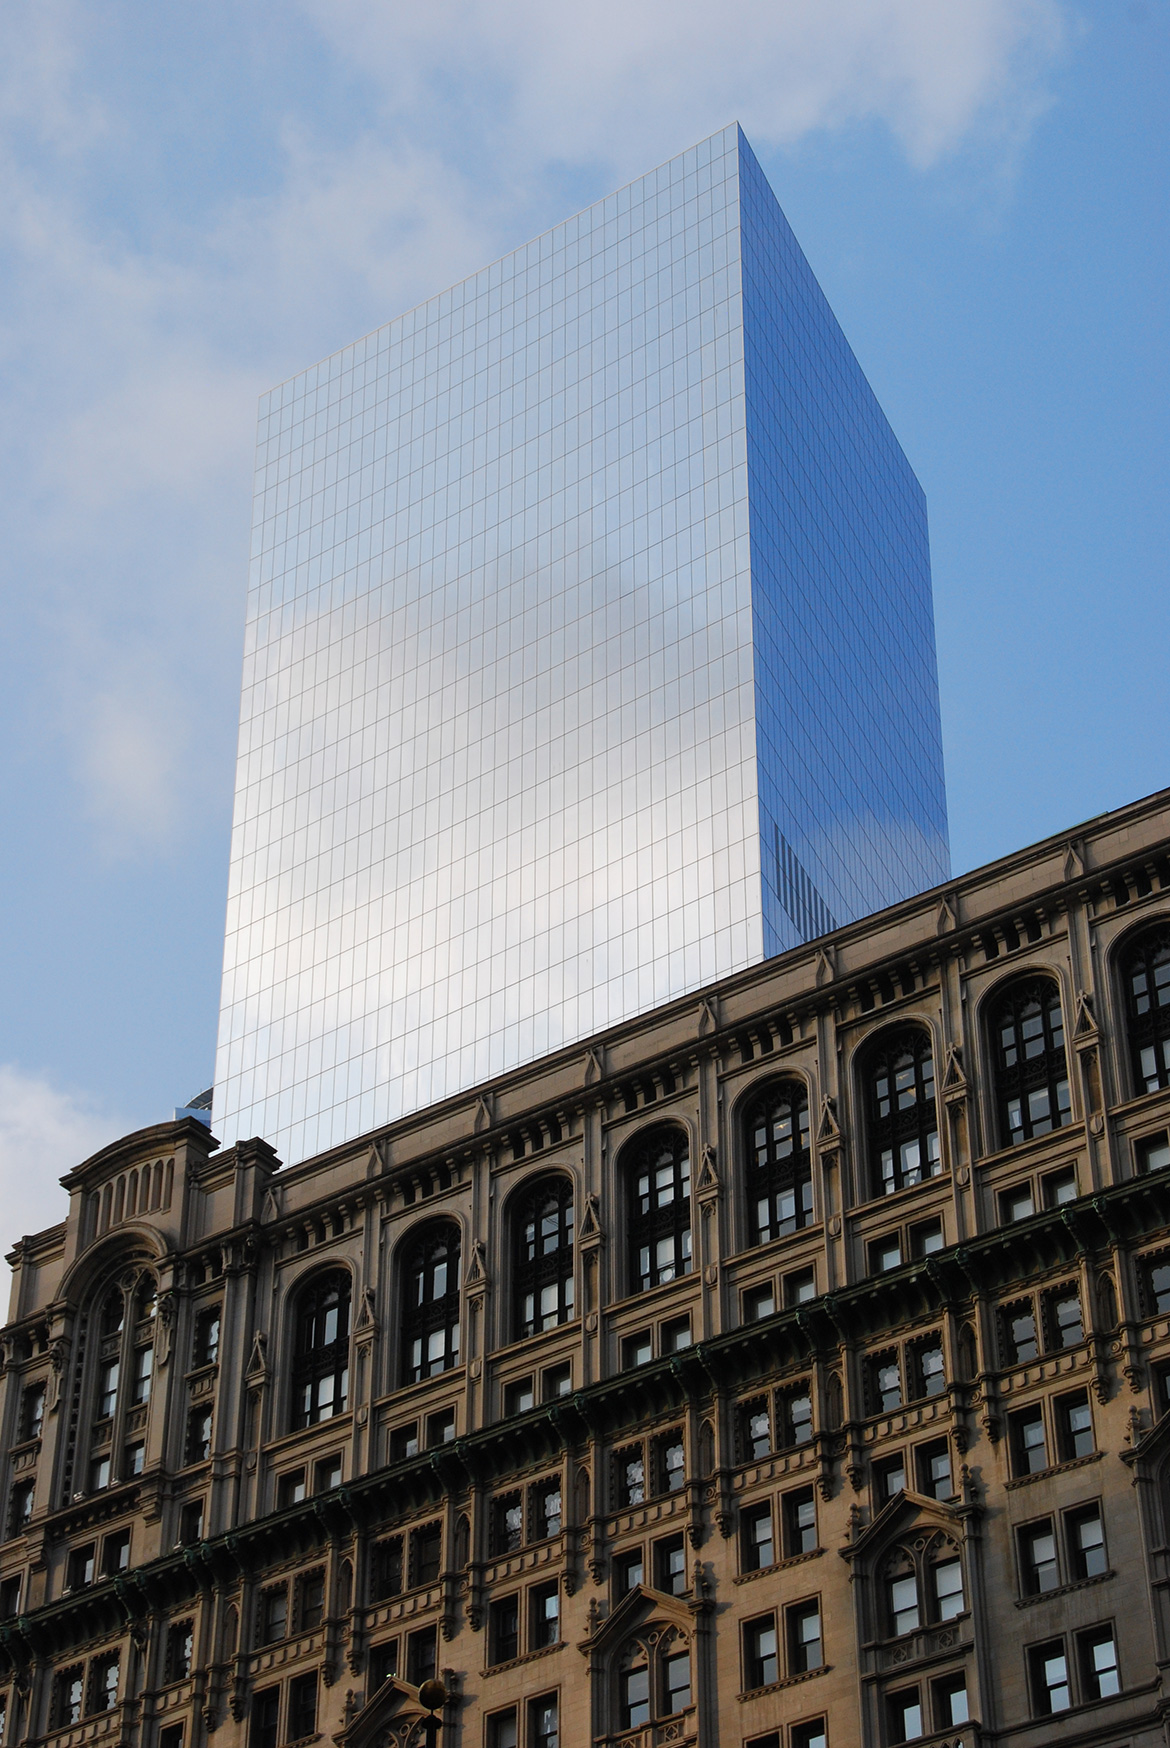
[988,976,1072,1148]
[512,1176,575,1342]
[400,1224,462,1386]
[862,1025,941,1198]
[623,1126,693,1295]
[289,1269,351,1431]
[742,1079,814,1247]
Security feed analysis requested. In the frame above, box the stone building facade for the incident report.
[4,787,1170,1748]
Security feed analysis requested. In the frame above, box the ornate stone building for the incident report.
[4,787,1170,1748]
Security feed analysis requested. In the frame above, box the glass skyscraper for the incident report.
[213,124,949,1165]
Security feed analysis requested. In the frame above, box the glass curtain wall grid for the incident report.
[214,124,949,1164]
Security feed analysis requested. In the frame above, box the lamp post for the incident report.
[416,1679,447,1748]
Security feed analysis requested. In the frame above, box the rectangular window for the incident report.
[1066,1505,1107,1579]
[250,1688,279,1748]
[425,1408,456,1448]
[1044,1286,1084,1350]
[1001,1297,1040,1365]
[406,1625,436,1687]
[389,1423,419,1462]
[661,1315,692,1353]
[52,1667,84,1728]
[164,1621,193,1683]
[368,1641,398,1689]
[776,1385,813,1448]
[744,1614,779,1690]
[529,1695,558,1748]
[489,1596,519,1666]
[932,1558,964,1621]
[131,1346,153,1405]
[19,1385,45,1443]
[1029,1639,1071,1714]
[1136,1133,1170,1175]
[288,1672,318,1741]
[916,1441,953,1501]
[739,1398,772,1462]
[1020,1521,1058,1594]
[889,1572,920,1636]
[411,1523,442,1587]
[88,1654,119,1714]
[785,1268,816,1306]
[185,1409,212,1465]
[622,1665,649,1730]
[278,1470,307,1509]
[370,1536,404,1601]
[491,1492,524,1556]
[622,1331,653,1369]
[783,1486,817,1557]
[89,1456,111,1493]
[97,1360,119,1420]
[193,1307,220,1367]
[615,1548,643,1593]
[486,1711,517,1748]
[1010,1406,1049,1476]
[742,1284,775,1322]
[910,1218,944,1258]
[158,1726,184,1748]
[529,1580,559,1648]
[655,1431,685,1494]
[869,1235,902,1274]
[532,1480,562,1540]
[885,1687,923,1745]
[933,1673,969,1728]
[102,1530,131,1576]
[296,1568,325,1631]
[315,1456,342,1493]
[67,1544,96,1590]
[1078,1625,1120,1700]
[504,1378,534,1416]
[790,1724,827,1748]
[1000,1184,1036,1223]
[873,1453,906,1499]
[542,1363,572,1400]
[615,1445,646,1507]
[178,1501,203,1545]
[123,1441,145,1479]
[654,1535,687,1598]
[787,1599,823,1672]
[1143,1254,1170,1316]
[1055,1390,1094,1461]
[869,1352,902,1414]
[256,1587,287,1646]
[664,1649,691,1713]
[1042,1166,1078,1205]
[742,1502,774,1570]
[910,1341,945,1400]
[0,1576,21,1618]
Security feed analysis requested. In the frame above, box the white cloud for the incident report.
[0,0,1069,860]
[0,1066,122,1260]
[300,0,1066,172]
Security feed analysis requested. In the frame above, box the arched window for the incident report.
[291,1270,351,1430]
[624,1128,691,1294]
[864,1028,940,1196]
[617,1631,692,1733]
[990,978,1070,1147]
[1122,926,1170,1095]
[743,1081,812,1244]
[77,1266,157,1496]
[513,1178,575,1340]
[401,1224,461,1384]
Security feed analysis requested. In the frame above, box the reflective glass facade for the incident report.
[214,125,948,1164]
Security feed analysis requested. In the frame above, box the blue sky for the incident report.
[0,0,1166,1246]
